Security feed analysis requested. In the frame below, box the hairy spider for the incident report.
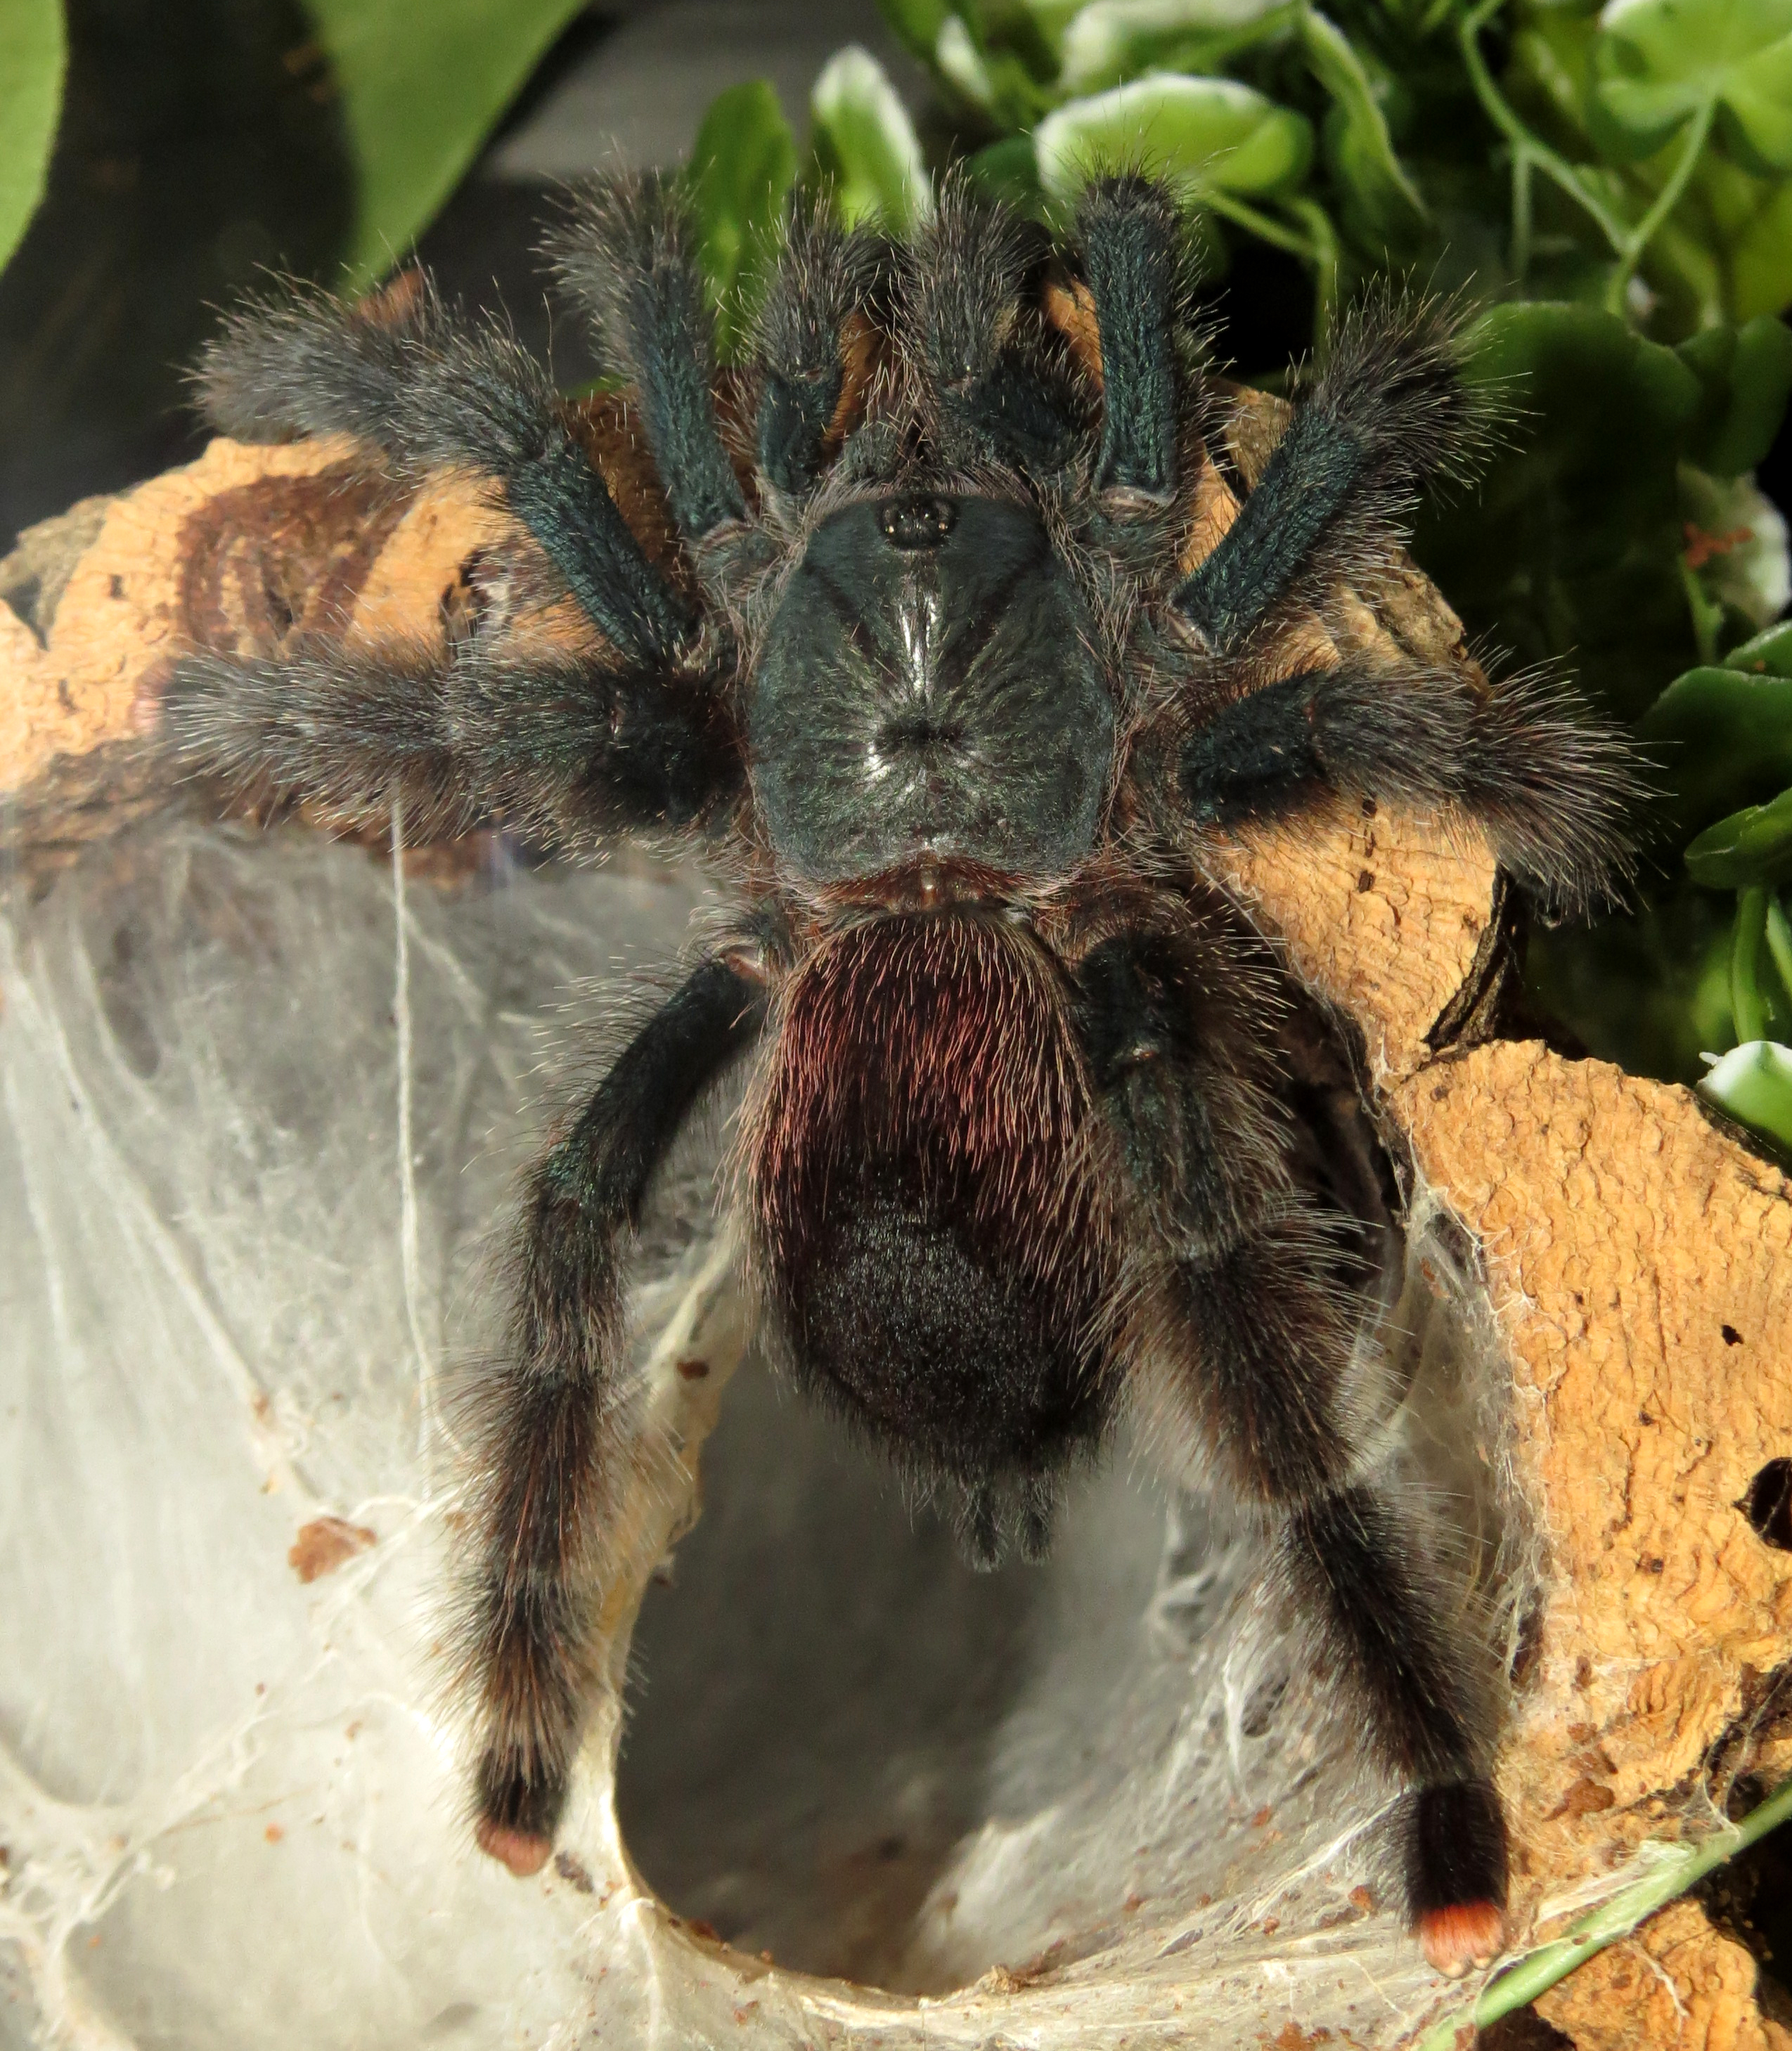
[163,172,1637,1979]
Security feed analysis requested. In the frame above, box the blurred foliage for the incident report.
[692,0,1792,1153]
[0,0,65,274]
[304,0,590,291]
[685,82,799,361]
[0,0,590,538]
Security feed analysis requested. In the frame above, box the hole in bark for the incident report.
[613,1350,1171,1992]
[1741,1458,1792,1551]
[610,1191,1529,2007]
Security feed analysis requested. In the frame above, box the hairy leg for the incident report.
[1073,919,1507,1972]
[460,957,765,1872]
[903,173,1083,473]
[1178,657,1639,912]
[159,640,742,850]
[198,281,692,664]
[1172,295,1491,655]
[750,201,880,498]
[1077,175,1197,505]
[548,174,746,542]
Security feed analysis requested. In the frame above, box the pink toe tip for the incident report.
[476,1819,552,1877]
[1419,1901,1508,1977]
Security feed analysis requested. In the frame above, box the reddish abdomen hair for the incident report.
[751,914,1119,1484]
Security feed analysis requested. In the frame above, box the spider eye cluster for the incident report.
[748,493,1114,887]
[876,493,958,550]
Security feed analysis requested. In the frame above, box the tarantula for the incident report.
[163,172,1635,1978]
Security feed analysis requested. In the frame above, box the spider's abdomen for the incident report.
[748,496,1115,884]
[751,914,1119,1490]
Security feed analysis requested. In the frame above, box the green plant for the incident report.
[0,0,591,295]
[0,0,65,274]
[678,0,1792,1151]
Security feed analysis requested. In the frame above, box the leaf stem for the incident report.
[1458,0,1635,257]
[1735,886,1771,1043]
[1679,555,1725,666]
[1416,1774,1792,2051]
[1606,97,1716,313]
[1282,195,1341,343]
[1198,188,1341,343]
[1198,186,1314,261]
[1510,141,1534,280]
[1767,894,1792,1014]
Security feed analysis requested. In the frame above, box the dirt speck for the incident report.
[289,1515,378,1583]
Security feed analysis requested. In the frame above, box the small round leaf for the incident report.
[1686,788,1792,887]
[1700,1036,1792,1149]
[1035,72,1312,199]
[1058,0,1294,93]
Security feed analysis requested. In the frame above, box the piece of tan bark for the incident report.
[2,397,1789,2050]
[1394,1046,1792,1976]
[1534,1898,1792,2051]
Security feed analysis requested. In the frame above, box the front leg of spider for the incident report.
[1171,309,1637,914]
[1072,924,1509,1977]
[465,957,764,1875]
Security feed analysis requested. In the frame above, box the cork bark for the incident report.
[3,388,1789,2048]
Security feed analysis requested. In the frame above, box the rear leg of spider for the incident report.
[1073,919,1509,1969]
[459,958,763,1872]
[158,638,742,851]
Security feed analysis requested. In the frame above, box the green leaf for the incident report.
[1057,0,1297,93]
[934,14,1052,124]
[1728,180,1792,319]
[1686,788,1792,886]
[813,44,932,231]
[1297,7,1426,242]
[0,0,65,276]
[1725,619,1792,674]
[1009,0,1090,59]
[306,0,591,290]
[877,0,955,57]
[1699,1036,1792,1150]
[1676,316,1792,474]
[1034,72,1313,199]
[1414,302,1703,725]
[963,134,1050,210]
[1592,0,1792,172]
[685,83,798,363]
[1639,664,1792,831]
